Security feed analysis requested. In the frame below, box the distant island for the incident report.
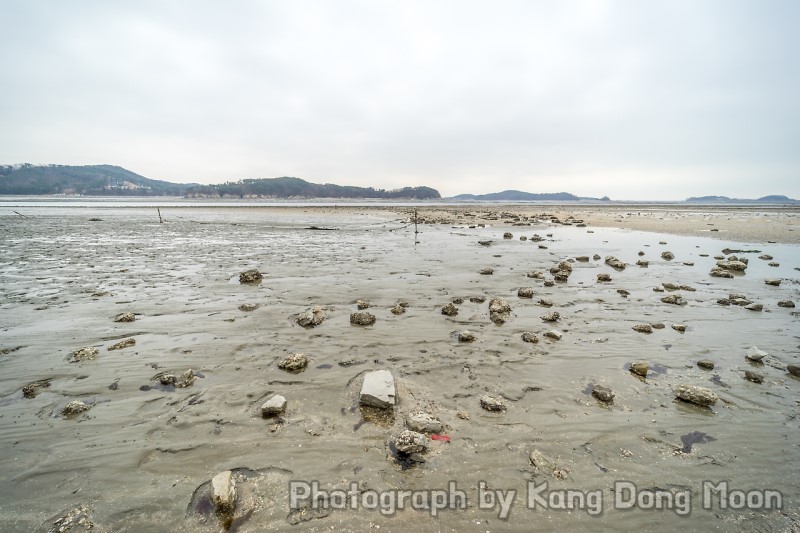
[685,195,799,204]
[0,164,441,199]
[451,190,610,202]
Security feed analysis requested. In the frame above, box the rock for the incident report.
[541,311,560,322]
[520,236,527,241]
[674,385,718,406]
[278,353,308,372]
[297,306,326,327]
[744,370,764,384]
[672,324,687,332]
[69,347,98,363]
[787,365,800,377]
[592,384,615,402]
[710,267,734,278]
[717,298,731,305]
[478,240,492,246]
[22,379,51,399]
[697,360,715,370]
[745,346,768,362]
[503,232,513,239]
[470,295,487,303]
[521,331,538,343]
[553,271,570,282]
[480,394,506,412]
[62,400,91,415]
[650,322,665,329]
[543,280,554,287]
[261,394,287,417]
[211,470,237,513]
[406,412,443,433]
[617,289,630,297]
[768,262,780,267]
[576,256,590,262]
[636,260,649,267]
[441,303,458,316]
[597,273,612,282]
[638,251,645,256]
[45,505,94,532]
[451,297,464,304]
[158,369,195,388]
[759,254,773,260]
[489,298,512,324]
[390,304,406,315]
[543,330,562,341]
[457,330,476,342]
[593,254,601,260]
[478,267,494,275]
[114,312,136,323]
[239,269,262,283]
[661,295,686,305]
[356,299,370,310]
[108,338,136,351]
[517,287,534,298]
[744,303,763,311]
[360,370,396,409]
[527,270,545,279]
[394,430,428,454]
[765,279,781,286]
[629,362,648,377]
[777,300,795,308]
[632,324,653,333]
[538,298,554,307]
[604,256,626,270]
[659,241,667,245]
[238,303,259,312]
[350,312,376,326]
[661,251,674,260]
[716,260,747,271]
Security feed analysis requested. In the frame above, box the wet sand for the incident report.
[1,203,799,532]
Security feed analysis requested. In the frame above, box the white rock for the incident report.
[745,346,768,362]
[211,470,237,513]
[261,394,287,417]
[360,370,396,409]
[406,412,443,433]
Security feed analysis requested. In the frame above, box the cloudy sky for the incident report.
[1,1,797,199]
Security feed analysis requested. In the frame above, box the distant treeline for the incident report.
[186,177,441,199]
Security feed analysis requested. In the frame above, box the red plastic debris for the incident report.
[431,434,451,443]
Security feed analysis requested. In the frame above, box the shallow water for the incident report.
[0,208,799,532]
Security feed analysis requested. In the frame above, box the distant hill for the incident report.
[186,177,440,199]
[0,164,441,199]
[685,195,798,203]
[451,190,606,201]
[0,164,188,196]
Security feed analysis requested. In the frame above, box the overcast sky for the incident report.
[1,1,798,199]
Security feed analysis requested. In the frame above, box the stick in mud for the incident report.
[157,208,163,223]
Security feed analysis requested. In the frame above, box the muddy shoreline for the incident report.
[1,205,799,532]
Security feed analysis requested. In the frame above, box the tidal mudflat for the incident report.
[0,204,798,532]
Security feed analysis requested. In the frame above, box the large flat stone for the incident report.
[359,370,396,409]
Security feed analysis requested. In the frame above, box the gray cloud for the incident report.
[1,0,797,199]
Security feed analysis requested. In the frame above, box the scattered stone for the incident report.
[394,430,428,454]
[211,470,237,514]
[745,346,767,362]
[261,394,287,417]
[592,384,615,403]
[632,324,653,333]
[521,331,538,343]
[441,303,458,316]
[278,353,308,372]
[488,298,512,324]
[238,303,259,312]
[480,394,506,412]
[390,304,406,315]
[604,256,626,269]
[758,254,773,260]
[356,299,370,310]
[597,273,612,282]
[456,410,470,420]
[744,370,764,384]
[22,379,51,399]
[768,262,780,267]
[777,300,795,308]
[710,267,734,278]
[672,324,687,332]
[576,256,590,262]
[543,330,562,341]
[787,365,800,377]
[661,251,674,260]
[541,311,560,322]
[716,260,747,271]
[297,306,326,327]
[543,280,554,287]
[45,505,94,532]
[69,347,98,363]
[406,412,443,434]
[478,240,492,246]
[350,312,376,326]
[765,279,781,286]
[360,370,396,409]
[527,270,545,279]
[659,241,667,245]
[517,287,534,298]
[538,298,553,307]
[520,236,527,241]
[674,385,718,406]
[629,362,648,377]
[62,400,91,416]
[114,312,136,323]
[457,330,476,342]
[108,338,136,351]
[239,269,262,283]
[661,295,686,305]
[158,369,196,388]
[636,260,649,267]
[478,267,494,275]
[593,254,601,260]
[697,360,715,370]
[469,296,487,303]
[451,297,464,304]
[650,322,665,329]
[744,303,763,311]
[617,289,630,297]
